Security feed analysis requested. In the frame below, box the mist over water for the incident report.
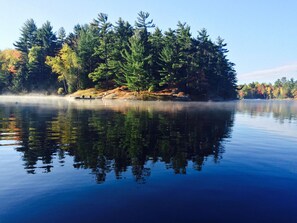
[0,96,236,175]
[0,96,296,223]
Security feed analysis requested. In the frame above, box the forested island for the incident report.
[0,12,237,100]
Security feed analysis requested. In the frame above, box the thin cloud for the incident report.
[238,63,297,84]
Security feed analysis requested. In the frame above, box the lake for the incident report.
[0,97,296,223]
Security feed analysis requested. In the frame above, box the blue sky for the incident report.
[0,0,297,84]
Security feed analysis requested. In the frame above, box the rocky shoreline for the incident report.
[70,87,191,101]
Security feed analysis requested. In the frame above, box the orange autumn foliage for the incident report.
[0,49,21,74]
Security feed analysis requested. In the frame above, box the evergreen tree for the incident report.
[12,20,60,92]
[175,22,193,91]
[89,13,116,89]
[14,19,38,54]
[113,18,133,85]
[134,11,155,85]
[121,31,152,91]
[193,28,216,98]
[159,29,180,88]
[13,19,38,92]
[214,37,237,99]
[57,27,66,49]
[77,25,99,88]
[35,21,59,91]
[148,27,164,87]
[36,21,58,56]
[135,11,155,43]
[65,24,84,50]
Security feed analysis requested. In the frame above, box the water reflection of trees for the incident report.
[237,100,297,122]
[0,103,235,183]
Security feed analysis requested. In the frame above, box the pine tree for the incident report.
[135,11,155,43]
[175,22,193,91]
[34,21,59,91]
[134,11,155,85]
[121,31,152,91]
[148,27,164,87]
[65,24,84,50]
[13,19,38,92]
[113,18,133,86]
[89,13,116,89]
[159,29,179,88]
[14,19,38,54]
[77,25,99,88]
[193,28,216,98]
[215,37,237,99]
[37,21,58,56]
[57,27,66,48]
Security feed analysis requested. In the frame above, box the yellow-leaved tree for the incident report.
[46,44,81,93]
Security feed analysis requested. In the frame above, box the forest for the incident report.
[0,12,237,100]
[238,77,297,99]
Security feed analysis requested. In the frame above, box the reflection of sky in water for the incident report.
[0,97,296,223]
[235,113,297,141]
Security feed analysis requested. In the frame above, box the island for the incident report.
[0,12,237,101]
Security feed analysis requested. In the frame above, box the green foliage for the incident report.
[12,19,60,92]
[135,11,155,30]
[77,25,99,88]
[46,44,81,93]
[88,14,116,89]
[121,31,152,91]
[117,11,156,91]
[148,27,164,84]
[37,21,59,56]
[14,19,38,54]
[159,29,180,87]
[27,46,45,90]
[113,18,133,85]
[8,11,239,99]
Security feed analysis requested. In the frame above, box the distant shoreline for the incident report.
[1,89,296,101]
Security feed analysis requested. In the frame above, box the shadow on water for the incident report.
[0,97,238,183]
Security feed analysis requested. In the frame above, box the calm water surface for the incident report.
[0,97,296,223]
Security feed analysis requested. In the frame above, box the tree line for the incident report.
[0,12,237,99]
[238,77,297,99]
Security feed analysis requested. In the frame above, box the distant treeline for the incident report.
[0,11,237,99]
[238,77,297,99]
